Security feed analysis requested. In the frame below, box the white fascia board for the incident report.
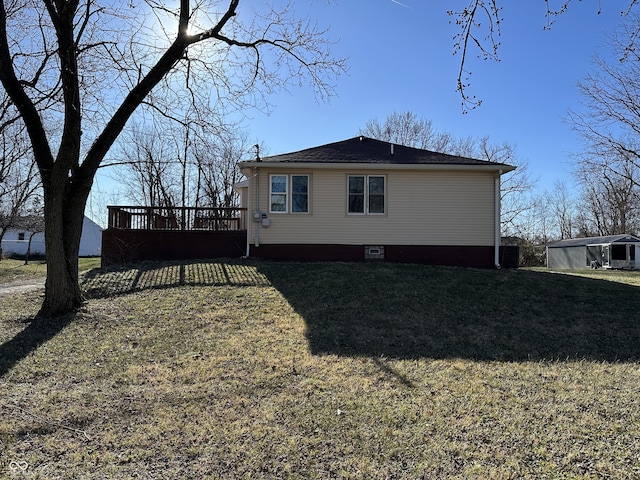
[238,161,516,174]
[233,179,249,190]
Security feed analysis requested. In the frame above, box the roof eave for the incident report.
[238,161,516,174]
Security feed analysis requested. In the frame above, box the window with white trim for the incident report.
[348,175,385,214]
[291,175,309,213]
[348,175,365,214]
[270,175,287,212]
[368,176,385,214]
[270,174,310,213]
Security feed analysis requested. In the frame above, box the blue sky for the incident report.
[241,1,627,192]
[88,1,628,223]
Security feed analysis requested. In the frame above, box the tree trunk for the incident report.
[37,179,89,317]
[24,232,35,265]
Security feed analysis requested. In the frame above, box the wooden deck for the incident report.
[102,206,247,266]
[107,206,248,232]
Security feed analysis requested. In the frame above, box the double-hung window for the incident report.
[348,175,385,214]
[270,174,309,213]
[270,175,288,212]
[368,176,385,214]
[348,176,365,214]
[291,175,309,213]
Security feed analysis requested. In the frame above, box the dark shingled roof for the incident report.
[547,235,640,248]
[244,136,513,167]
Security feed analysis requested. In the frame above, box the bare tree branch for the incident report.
[448,1,502,112]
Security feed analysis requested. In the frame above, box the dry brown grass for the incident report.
[0,258,101,284]
[1,260,639,478]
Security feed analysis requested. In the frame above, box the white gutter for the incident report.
[494,170,502,269]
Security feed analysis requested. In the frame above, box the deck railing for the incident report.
[107,206,247,231]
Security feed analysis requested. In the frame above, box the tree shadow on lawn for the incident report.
[0,314,75,378]
[0,260,270,378]
[81,259,270,299]
[2,260,637,378]
[257,262,640,362]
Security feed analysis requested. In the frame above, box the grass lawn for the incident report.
[1,260,639,478]
[0,257,101,284]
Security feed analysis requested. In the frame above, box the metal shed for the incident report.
[547,235,640,270]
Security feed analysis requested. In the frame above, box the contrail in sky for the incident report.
[390,0,410,7]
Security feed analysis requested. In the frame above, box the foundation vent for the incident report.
[364,245,385,260]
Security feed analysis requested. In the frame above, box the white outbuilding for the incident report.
[1,216,103,257]
[546,235,640,270]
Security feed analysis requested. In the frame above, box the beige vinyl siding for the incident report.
[249,167,497,246]
[239,186,248,211]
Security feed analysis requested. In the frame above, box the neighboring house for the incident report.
[547,235,640,270]
[1,215,103,257]
[236,136,515,268]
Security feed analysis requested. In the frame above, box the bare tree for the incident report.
[549,181,577,240]
[116,123,181,208]
[575,155,640,236]
[20,197,45,265]
[114,113,246,210]
[524,194,553,245]
[569,15,640,184]
[515,182,579,248]
[0,0,345,317]
[475,138,536,237]
[567,14,640,236]
[0,120,41,260]
[360,111,455,152]
[194,129,248,209]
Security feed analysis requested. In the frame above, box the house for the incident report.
[1,215,103,258]
[546,235,640,270]
[236,136,516,268]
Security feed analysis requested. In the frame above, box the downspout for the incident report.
[253,145,261,250]
[254,167,260,248]
[244,170,252,258]
[494,170,502,269]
